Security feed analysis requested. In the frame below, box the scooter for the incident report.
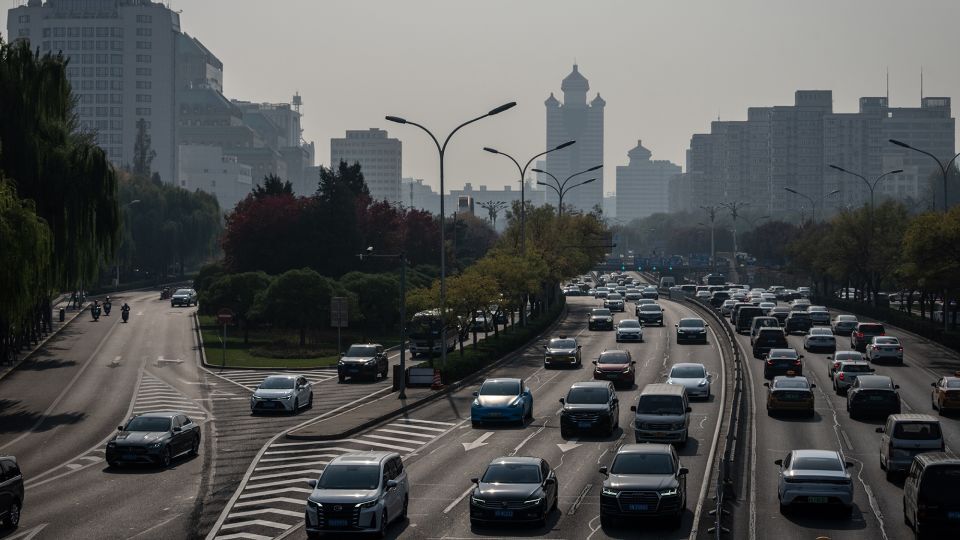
[104,301,112,316]
[92,305,101,321]
[121,309,129,323]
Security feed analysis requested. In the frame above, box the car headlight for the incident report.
[365,358,377,365]
[149,441,164,448]
[509,398,522,408]
[472,400,480,407]
[356,499,379,509]
[601,487,619,496]
[699,380,708,387]
[659,487,679,496]
[673,422,685,430]
[470,495,484,505]
[523,497,544,506]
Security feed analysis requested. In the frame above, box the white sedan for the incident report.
[776,449,854,516]
[250,374,313,413]
[803,327,836,353]
[666,362,711,399]
[720,299,738,316]
[865,336,904,364]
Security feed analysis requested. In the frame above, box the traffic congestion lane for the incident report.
[316,293,727,540]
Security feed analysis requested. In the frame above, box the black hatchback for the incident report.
[847,375,901,419]
[763,349,803,379]
[0,456,23,529]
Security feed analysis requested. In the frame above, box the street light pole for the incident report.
[358,247,408,399]
[532,164,603,217]
[889,139,960,212]
[783,187,839,224]
[483,141,575,256]
[117,199,141,287]
[386,101,515,370]
[828,165,903,212]
[699,205,719,273]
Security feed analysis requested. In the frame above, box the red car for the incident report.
[592,350,635,389]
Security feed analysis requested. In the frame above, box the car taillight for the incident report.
[855,331,863,338]
[898,347,903,352]
[838,373,845,381]
[794,360,802,366]
[833,361,840,369]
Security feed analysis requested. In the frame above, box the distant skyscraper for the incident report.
[8,0,180,183]
[331,129,402,203]
[616,140,681,222]
[545,64,605,214]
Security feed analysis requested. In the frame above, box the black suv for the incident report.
[784,311,813,334]
[0,456,23,529]
[752,327,788,359]
[559,382,619,438]
[851,322,885,352]
[337,343,389,382]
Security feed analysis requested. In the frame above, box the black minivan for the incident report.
[735,307,764,334]
[903,453,960,538]
[0,455,23,529]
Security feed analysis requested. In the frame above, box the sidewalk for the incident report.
[0,295,88,383]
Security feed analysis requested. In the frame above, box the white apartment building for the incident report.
[8,0,179,184]
[615,140,681,222]
[177,144,252,210]
[330,129,402,203]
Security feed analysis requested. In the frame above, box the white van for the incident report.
[877,414,944,480]
[660,276,676,288]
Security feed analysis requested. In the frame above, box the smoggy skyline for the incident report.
[4,0,959,194]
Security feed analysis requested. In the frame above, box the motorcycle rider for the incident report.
[104,296,112,316]
[91,300,101,320]
[121,302,131,322]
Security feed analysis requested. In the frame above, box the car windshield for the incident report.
[769,351,798,360]
[125,416,172,432]
[174,289,191,295]
[920,466,960,504]
[835,352,863,361]
[792,456,843,471]
[567,387,610,404]
[599,352,630,364]
[592,309,612,316]
[640,305,660,312]
[837,315,857,322]
[317,464,381,490]
[860,324,884,333]
[618,320,640,328]
[789,312,810,318]
[610,453,675,475]
[947,380,960,389]
[873,337,898,345]
[810,328,832,336]
[481,463,541,484]
[346,345,378,356]
[893,422,942,440]
[549,339,576,349]
[841,364,872,373]
[260,376,295,389]
[608,294,622,300]
[670,365,706,378]
[480,380,520,396]
[774,379,808,389]
[679,319,704,328]
[636,395,684,415]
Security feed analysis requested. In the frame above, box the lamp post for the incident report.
[531,164,603,217]
[783,187,839,224]
[699,205,719,273]
[358,247,408,399]
[386,101,515,369]
[483,141,575,255]
[117,199,141,287]
[478,200,507,229]
[828,165,903,211]
[889,139,960,212]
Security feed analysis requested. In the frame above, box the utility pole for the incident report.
[699,205,719,274]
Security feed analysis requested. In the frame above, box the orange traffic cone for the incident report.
[431,369,443,390]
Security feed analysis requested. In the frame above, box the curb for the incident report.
[285,303,569,442]
[0,301,89,384]
[823,303,960,360]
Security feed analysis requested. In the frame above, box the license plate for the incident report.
[807,496,828,504]
[494,510,513,518]
[654,432,666,438]
[578,421,592,429]
[348,368,358,373]
[869,395,886,401]
[948,511,960,520]
[327,518,348,527]
[123,453,136,459]
[488,412,501,417]
[628,504,649,511]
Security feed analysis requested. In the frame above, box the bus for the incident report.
[703,274,727,286]
[408,309,458,358]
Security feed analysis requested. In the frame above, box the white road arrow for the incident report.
[156,356,183,365]
[557,439,581,453]
[462,431,494,451]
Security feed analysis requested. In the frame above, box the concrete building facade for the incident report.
[544,65,605,214]
[331,129,402,203]
[177,144,252,210]
[615,140,681,222]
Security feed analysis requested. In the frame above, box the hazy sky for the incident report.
[5,0,959,194]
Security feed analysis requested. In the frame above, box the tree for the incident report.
[446,268,499,350]
[252,174,293,200]
[202,272,272,344]
[339,272,400,332]
[132,118,156,178]
[254,268,338,347]
[222,190,304,274]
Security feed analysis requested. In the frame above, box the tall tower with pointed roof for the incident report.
[616,140,681,222]
[544,64,605,214]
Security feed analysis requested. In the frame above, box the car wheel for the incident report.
[842,505,853,518]
[886,468,895,482]
[560,426,570,439]
[190,436,200,457]
[107,458,119,468]
[292,398,299,413]
[308,392,314,408]
[338,375,345,383]
[779,500,789,514]
[159,447,171,468]
[401,495,409,520]
[4,500,20,528]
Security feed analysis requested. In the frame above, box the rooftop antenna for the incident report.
[920,65,924,101]
[885,66,889,103]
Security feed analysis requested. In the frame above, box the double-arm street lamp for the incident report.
[483,141,575,255]
[357,247,408,399]
[699,205,719,272]
[117,199,141,286]
[386,101,516,369]
[828,165,903,211]
[889,139,960,212]
[783,187,840,223]
[531,164,603,217]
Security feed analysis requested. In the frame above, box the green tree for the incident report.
[254,268,337,347]
[252,174,293,200]
[202,272,272,344]
[339,272,400,333]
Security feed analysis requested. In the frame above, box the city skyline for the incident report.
[3,0,959,196]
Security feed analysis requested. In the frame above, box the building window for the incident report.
[96,54,107,64]
[110,80,122,90]
[68,27,79,38]
[110,107,121,117]
[42,28,51,38]
[96,80,107,90]
[136,54,151,63]
[136,81,152,90]
[136,108,152,116]
[53,27,65,37]
[19,28,30,38]
[53,40,65,51]
[67,67,80,77]
[81,94,93,104]
[136,67,152,76]
[96,107,108,117]
[110,28,123,38]
[82,27,93,38]
[42,41,51,51]
[110,94,122,104]
[19,15,30,23]
[111,41,122,51]
[136,28,152,36]
[67,40,80,50]
[136,15,153,23]
[96,94,107,104]
[96,40,108,50]
[96,27,108,38]
[110,120,121,130]
[136,41,151,50]
[96,67,108,77]
[136,94,151,103]
[82,40,92,50]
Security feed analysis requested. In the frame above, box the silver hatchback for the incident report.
[305,452,409,537]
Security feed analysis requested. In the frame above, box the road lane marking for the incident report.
[557,439,581,453]
[443,484,475,514]
[4,524,47,540]
[462,431,494,451]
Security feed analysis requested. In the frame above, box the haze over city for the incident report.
[5,0,958,194]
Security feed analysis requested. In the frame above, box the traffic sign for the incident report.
[217,308,235,325]
[330,297,348,328]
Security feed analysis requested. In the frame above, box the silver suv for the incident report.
[305,452,408,538]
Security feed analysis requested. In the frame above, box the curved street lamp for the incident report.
[889,139,960,212]
[783,187,840,223]
[828,165,903,211]
[386,101,516,368]
[535,176,596,217]
[531,164,603,217]
[483,140,575,255]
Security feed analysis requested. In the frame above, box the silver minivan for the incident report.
[877,414,944,480]
[631,383,691,445]
[305,452,408,537]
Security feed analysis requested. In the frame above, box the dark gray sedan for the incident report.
[106,411,200,468]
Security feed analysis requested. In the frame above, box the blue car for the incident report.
[471,378,533,427]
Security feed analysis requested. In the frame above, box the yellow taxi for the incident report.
[764,371,815,417]
[931,371,960,414]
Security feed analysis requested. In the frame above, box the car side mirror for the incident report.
[876,427,885,433]
[631,361,636,365]
[592,360,598,365]
[117,425,124,431]
[894,385,900,389]
[543,344,547,350]
[545,477,556,485]
[630,405,637,412]
[675,324,679,327]
[810,384,816,388]
[470,477,479,484]
[685,406,692,412]
[705,323,710,327]
[845,462,854,469]
[931,382,937,387]
[799,354,804,359]
[826,356,833,360]
[763,382,770,387]
[173,426,182,433]
[612,398,619,405]
[678,467,689,476]
[577,345,582,349]
[598,466,608,476]
[472,391,479,397]
[558,398,565,404]
[307,479,318,488]
[386,479,399,489]
[774,459,783,466]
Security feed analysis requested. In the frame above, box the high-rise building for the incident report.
[330,129,402,203]
[177,145,252,210]
[615,140,681,222]
[401,177,440,214]
[544,64,605,214]
[8,0,180,183]
[447,181,545,231]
